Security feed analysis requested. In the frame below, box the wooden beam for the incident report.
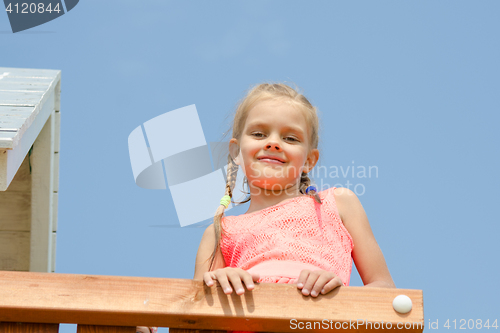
[170,330,225,333]
[170,330,226,333]
[0,322,59,333]
[0,271,424,332]
[54,80,61,113]
[29,111,55,272]
[77,325,135,333]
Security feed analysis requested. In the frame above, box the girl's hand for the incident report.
[296,269,343,297]
[204,267,260,295]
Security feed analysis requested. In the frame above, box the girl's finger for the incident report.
[203,272,215,287]
[250,272,261,282]
[320,276,343,295]
[310,273,335,297]
[301,271,321,296]
[296,269,311,289]
[214,272,233,294]
[226,271,246,295]
[242,272,259,291]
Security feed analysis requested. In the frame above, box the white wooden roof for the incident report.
[0,67,61,192]
[0,68,60,149]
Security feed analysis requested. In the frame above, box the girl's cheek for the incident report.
[247,162,260,175]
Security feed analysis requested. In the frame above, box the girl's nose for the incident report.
[265,141,282,151]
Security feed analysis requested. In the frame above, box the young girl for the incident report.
[192,83,394,331]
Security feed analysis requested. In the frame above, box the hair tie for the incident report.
[220,195,231,208]
[305,186,317,194]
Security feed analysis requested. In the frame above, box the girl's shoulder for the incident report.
[200,223,216,243]
[318,186,344,203]
[331,187,356,199]
[330,187,363,224]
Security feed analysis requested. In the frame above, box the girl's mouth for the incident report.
[258,158,285,165]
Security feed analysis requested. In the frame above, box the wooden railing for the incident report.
[0,271,423,332]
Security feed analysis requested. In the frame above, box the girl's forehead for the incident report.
[245,99,308,126]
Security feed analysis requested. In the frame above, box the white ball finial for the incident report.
[393,295,412,314]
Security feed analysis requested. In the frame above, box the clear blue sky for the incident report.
[2,1,499,332]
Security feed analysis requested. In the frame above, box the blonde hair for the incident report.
[208,82,322,270]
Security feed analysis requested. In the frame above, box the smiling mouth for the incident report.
[258,158,285,164]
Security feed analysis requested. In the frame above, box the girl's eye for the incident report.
[251,133,298,142]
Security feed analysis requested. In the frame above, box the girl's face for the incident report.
[230,99,319,192]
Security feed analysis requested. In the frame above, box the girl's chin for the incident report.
[247,179,299,191]
[247,166,298,177]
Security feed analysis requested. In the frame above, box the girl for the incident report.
[193,83,394,328]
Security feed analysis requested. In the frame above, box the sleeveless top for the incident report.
[220,187,354,286]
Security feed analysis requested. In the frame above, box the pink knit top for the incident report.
[220,186,354,286]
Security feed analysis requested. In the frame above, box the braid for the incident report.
[300,172,321,204]
[209,154,239,271]
[225,153,239,198]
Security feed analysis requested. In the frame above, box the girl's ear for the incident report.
[229,138,241,166]
[303,148,319,174]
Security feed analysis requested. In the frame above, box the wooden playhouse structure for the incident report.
[0,67,423,333]
[0,67,60,273]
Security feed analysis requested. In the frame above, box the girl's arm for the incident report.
[334,188,396,288]
[194,223,225,280]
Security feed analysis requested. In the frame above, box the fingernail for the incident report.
[302,289,309,295]
[225,288,232,293]
[237,288,244,294]
[297,283,303,288]
[311,291,317,297]
[321,288,325,294]
[248,284,255,289]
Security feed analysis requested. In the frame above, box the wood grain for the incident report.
[0,231,30,271]
[77,325,135,333]
[170,330,227,333]
[0,192,31,231]
[0,271,424,332]
[1,154,31,193]
[0,322,58,333]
